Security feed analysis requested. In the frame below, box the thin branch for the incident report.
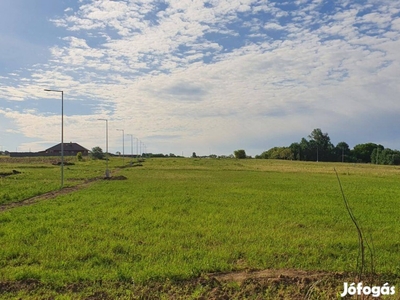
[334,168,365,281]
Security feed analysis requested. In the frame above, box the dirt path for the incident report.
[0,177,102,212]
[0,163,133,212]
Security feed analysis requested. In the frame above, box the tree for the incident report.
[352,143,383,163]
[259,147,293,160]
[308,128,334,161]
[289,142,301,160]
[371,148,400,165]
[91,146,105,160]
[335,142,350,162]
[299,138,312,161]
[234,149,246,159]
[191,152,197,158]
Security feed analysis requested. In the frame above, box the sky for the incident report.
[0,0,399,156]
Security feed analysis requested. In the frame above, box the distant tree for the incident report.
[371,148,400,165]
[335,142,350,162]
[352,143,383,163]
[259,147,293,160]
[192,152,197,158]
[91,146,105,160]
[390,150,400,165]
[308,128,334,161]
[234,149,247,159]
[299,138,312,161]
[289,142,302,160]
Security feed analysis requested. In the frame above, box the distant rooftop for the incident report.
[45,142,89,152]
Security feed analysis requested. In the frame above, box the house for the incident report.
[44,142,89,156]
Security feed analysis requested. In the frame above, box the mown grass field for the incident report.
[0,157,399,299]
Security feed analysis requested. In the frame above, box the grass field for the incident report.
[0,157,399,299]
[0,156,124,205]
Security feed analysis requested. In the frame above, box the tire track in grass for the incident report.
[0,172,128,212]
[0,177,102,212]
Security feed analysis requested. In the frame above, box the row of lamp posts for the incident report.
[44,89,146,187]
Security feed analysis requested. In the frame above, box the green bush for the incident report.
[76,152,83,161]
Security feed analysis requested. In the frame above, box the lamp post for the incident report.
[98,118,110,178]
[44,89,64,189]
[116,129,124,164]
[127,134,133,165]
[135,138,139,160]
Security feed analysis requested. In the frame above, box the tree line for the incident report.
[254,128,400,165]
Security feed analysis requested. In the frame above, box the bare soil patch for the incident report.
[0,269,383,299]
[212,268,332,283]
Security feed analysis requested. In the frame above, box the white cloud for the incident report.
[1,0,400,154]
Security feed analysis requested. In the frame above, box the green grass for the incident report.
[0,158,400,298]
[0,156,125,204]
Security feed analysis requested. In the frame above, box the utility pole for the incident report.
[116,129,124,165]
[127,134,133,165]
[98,119,110,178]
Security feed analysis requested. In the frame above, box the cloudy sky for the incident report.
[0,0,399,156]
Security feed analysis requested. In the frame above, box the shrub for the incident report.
[76,152,83,161]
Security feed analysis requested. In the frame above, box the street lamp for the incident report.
[98,118,110,178]
[142,142,146,158]
[116,129,124,164]
[127,134,134,166]
[135,138,139,160]
[44,89,64,189]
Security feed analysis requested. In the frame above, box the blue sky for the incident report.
[1,0,400,156]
